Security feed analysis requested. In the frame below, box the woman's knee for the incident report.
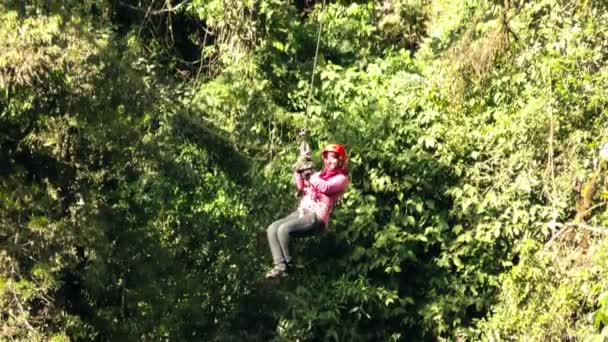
[267,222,280,238]
[277,223,292,240]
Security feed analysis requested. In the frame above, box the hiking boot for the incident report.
[265,267,288,279]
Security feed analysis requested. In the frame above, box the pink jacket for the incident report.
[294,171,349,226]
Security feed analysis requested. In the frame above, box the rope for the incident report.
[303,0,327,134]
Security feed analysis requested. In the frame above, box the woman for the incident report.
[265,144,350,279]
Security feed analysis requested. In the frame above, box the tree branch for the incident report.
[576,222,608,235]
[11,291,35,332]
[545,221,608,247]
[119,0,190,15]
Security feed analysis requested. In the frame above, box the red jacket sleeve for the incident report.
[293,171,306,190]
[309,174,349,196]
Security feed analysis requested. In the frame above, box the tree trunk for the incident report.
[18,0,26,17]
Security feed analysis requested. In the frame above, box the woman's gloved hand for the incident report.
[292,155,316,175]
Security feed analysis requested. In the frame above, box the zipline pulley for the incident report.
[292,128,315,179]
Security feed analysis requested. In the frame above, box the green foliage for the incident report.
[591,291,608,337]
[3,0,608,340]
[377,0,430,52]
[0,5,265,340]
[474,238,608,340]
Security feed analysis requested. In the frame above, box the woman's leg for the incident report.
[276,213,323,270]
[267,212,299,269]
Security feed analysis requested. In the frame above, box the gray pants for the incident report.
[266,211,324,271]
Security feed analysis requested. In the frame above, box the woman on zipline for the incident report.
[265,144,349,279]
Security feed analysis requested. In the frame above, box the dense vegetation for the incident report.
[1,0,608,340]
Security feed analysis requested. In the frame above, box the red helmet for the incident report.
[322,144,347,161]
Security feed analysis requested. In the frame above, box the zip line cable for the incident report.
[292,0,327,175]
[302,0,327,137]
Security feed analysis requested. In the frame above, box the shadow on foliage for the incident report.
[170,109,252,185]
